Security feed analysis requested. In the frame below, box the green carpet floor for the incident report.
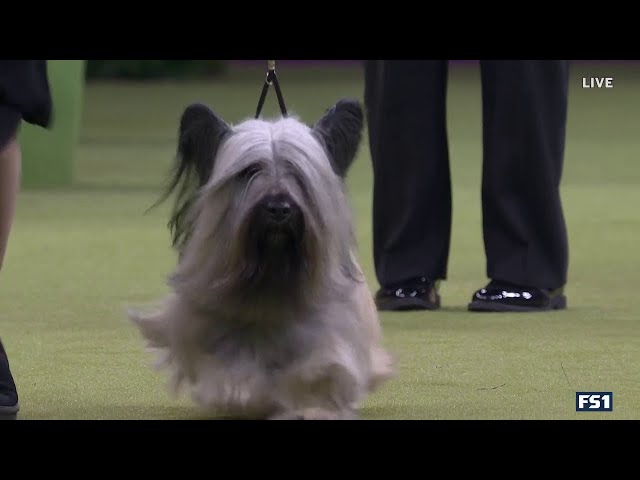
[1,63,638,419]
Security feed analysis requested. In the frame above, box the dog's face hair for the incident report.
[158,99,365,312]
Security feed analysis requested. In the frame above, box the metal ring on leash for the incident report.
[266,60,276,85]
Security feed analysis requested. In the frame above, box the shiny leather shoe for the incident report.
[468,280,567,312]
[375,278,441,311]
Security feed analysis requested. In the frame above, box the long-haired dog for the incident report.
[129,99,393,420]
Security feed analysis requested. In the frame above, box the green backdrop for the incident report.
[18,60,86,189]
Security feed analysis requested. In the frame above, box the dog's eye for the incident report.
[239,165,262,181]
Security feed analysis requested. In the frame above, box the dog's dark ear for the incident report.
[153,102,231,251]
[312,99,364,178]
[176,102,231,186]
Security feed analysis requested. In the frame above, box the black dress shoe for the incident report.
[0,340,19,419]
[468,280,567,312]
[375,278,441,311]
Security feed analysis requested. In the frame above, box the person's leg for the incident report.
[0,135,21,269]
[0,61,52,418]
[0,132,21,417]
[364,60,451,310]
[470,60,569,311]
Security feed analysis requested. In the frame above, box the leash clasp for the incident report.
[266,59,276,85]
[255,60,287,119]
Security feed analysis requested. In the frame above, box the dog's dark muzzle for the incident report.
[239,193,307,293]
[264,194,293,224]
[259,193,302,232]
[245,193,305,248]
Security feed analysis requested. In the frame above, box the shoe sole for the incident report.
[377,296,441,312]
[0,402,19,420]
[468,295,567,312]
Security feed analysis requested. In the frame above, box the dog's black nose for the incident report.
[266,198,292,222]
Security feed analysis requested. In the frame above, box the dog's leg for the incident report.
[269,407,357,420]
[271,360,365,420]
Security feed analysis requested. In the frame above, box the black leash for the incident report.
[255,60,288,119]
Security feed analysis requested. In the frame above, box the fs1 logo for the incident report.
[576,392,613,412]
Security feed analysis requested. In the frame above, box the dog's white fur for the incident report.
[130,110,393,420]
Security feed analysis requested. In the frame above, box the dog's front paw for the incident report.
[269,408,357,420]
[269,411,306,420]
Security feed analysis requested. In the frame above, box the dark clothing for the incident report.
[0,60,53,148]
[364,60,569,291]
[0,340,18,407]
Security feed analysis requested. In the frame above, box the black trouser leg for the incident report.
[364,60,451,288]
[479,60,569,290]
